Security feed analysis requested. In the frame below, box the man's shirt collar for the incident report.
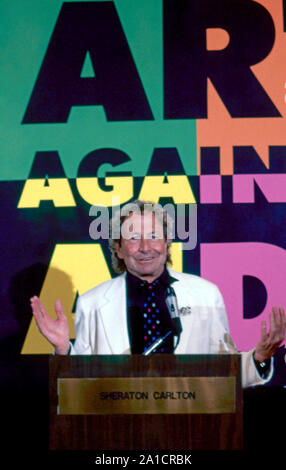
[126,267,177,290]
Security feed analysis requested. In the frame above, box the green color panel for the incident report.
[0,0,197,181]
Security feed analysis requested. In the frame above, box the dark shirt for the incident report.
[126,268,177,354]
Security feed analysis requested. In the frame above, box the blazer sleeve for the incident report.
[211,285,274,388]
[69,295,95,355]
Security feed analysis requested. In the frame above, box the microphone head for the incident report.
[165,286,182,335]
[165,286,179,318]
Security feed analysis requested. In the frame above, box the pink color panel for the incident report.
[201,242,286,350]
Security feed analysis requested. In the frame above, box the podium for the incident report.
[49,354,243,450]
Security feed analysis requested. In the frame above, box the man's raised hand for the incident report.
[254,306,286,362]
[30,296,70,354]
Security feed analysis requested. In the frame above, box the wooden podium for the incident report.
[49,354,243,450]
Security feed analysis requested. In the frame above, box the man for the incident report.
[31,200,286,388]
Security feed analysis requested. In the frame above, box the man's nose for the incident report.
[139,237,150,251]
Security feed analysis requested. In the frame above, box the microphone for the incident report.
[165,286,182,337]
[143,330,172,356]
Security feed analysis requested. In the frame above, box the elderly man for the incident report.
[31,200,286,388]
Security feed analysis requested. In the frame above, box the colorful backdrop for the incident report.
[1,0,285,383]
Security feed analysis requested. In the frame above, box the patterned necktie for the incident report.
[141,279,166,353]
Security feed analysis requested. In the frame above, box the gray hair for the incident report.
[109,200,174,273]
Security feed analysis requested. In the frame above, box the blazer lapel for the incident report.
[168,270,196,354]
[98,273,131,354]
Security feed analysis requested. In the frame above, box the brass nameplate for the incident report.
[57,377,236,415]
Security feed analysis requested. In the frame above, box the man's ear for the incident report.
[115,240,123,259]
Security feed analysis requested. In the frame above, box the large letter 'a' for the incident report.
[22,2,154,123]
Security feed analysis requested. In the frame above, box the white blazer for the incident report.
[70,269,273,388]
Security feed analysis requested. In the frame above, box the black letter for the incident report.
[23,2,153,123]
[146,148,186,175]
[28,151,67,178]
[77,148,131,177]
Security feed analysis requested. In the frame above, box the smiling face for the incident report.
[115,211,168,283]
